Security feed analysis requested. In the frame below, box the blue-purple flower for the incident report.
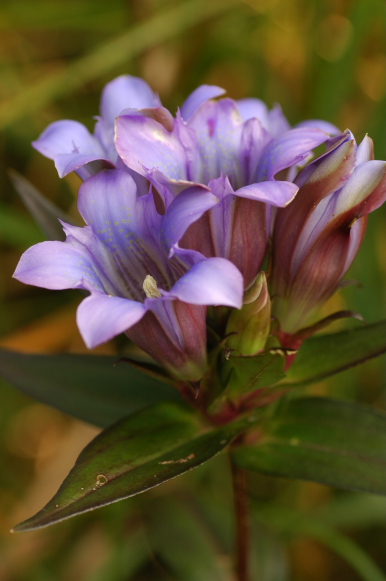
[114,92,335,287]
[14,169,243,381]
[32,75,225,184]
[19,73,375,383]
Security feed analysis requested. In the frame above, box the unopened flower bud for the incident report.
[226,272,271,355]
[271,132,386,334]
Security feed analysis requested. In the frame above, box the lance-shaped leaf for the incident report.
[8,169,78,241]
[12,403,253,532]
[283,320,386,387]
[233,397,386,494]
[0,350,181,428]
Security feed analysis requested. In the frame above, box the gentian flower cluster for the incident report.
[14,75,385,387]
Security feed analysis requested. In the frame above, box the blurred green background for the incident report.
[0,0,384,579]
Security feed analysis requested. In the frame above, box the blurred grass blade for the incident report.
[283,320,386,387]
[12,402,248,532]
[314,0,384,120]
[313,492,386,529]
[233,397,386,494]
[0,1,123,31]
[304,522,386,581]
[0,0,243,129]
[88,528,149,581]
[8,169,78,241]
[0,350,181,427]
[255,504,386,581]
[0,203,44,249]
[144,497,233,581]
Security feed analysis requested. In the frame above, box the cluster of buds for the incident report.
[14,76,385,397]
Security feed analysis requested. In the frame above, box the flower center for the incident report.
[143,275,162,298]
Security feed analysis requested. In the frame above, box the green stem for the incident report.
[230,458,251,581]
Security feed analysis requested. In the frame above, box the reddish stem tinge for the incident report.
[230,458,251,581]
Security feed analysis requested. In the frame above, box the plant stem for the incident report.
[230,458,251,581]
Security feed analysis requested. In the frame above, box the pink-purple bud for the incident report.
[271,132,386,334]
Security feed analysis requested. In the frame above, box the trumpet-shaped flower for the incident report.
[19,74,360,381]
[32,75,226,182]
[13,169,243,381]
[116,97,333,287]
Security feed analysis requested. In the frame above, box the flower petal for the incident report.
[237,100,291,137]
[169,257,243,308]
[181,85,226,121]
[256,127,329,181]
[78,168,138,226]
[342,216,367,275]
[240,117,270,184]
[128,299,207,381]
[32,120,108,177]
[237,98,270,125]
[235,180,298,207]
[77,293,146,349]
[295,119,341,136]
[115,114,187,180]
[355,134,374,165]
[55,155,114,180]
[77,169,171,299]
[100,75,160,126]
[162,184,219,255]
[187,98,244,187]
[267,104,291,137]
[334,160,386,216]
[13,240,104,291]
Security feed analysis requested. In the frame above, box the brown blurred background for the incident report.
[0,0,384,579]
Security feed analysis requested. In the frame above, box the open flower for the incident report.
[18,74,355,382]
[116,97,332,287]
[32,74,338,289]
[32,75,225,182]
[271,131,386,337]
[13,170,243,381]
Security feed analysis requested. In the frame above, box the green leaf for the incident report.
[283,321,386,387]
[12,402,248,532]
[233,397,386,494]
[226,352,286,396]
[0,350,181,427]
[210,351,286,412]
[8,169,78,241]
